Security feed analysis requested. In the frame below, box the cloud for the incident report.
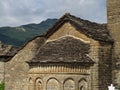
[0,0,107,27]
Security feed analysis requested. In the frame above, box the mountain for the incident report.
[0,19,57,47]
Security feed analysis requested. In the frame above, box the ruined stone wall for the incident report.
[107,0,120,88]
[5,37,45,90]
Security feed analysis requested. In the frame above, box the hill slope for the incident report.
[0,19,57,47]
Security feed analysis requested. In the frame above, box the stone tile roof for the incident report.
[28,36,94,64]
[27,13,114,64]
[45,13,113,43]
[0,41,18,56]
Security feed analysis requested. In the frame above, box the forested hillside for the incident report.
[0,19,57,47]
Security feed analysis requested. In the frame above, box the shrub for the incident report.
[0,81,4,90]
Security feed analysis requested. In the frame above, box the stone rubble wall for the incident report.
[107,0,120,88]
[5,37,45,90]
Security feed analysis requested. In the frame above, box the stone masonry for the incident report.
[0,0,118,89]
[107,0,120,88]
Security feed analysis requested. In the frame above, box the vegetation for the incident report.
[0,81,4,90]
[0,19,57,47]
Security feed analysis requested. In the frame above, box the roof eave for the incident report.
[26,61,95,66]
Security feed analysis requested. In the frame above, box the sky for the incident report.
[0,0,107,27]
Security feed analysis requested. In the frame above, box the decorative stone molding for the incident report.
[29,64,90,74]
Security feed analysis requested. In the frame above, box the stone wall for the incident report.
[28,63,91,90]
[98,42,112,90]
[5,37,45,90]
[0,61,4,83]
[107,0,120,88]
[47,22,102,90]
[47,22,112,90]
[89,41,112,90]
[0,41,17,84]
[47,22,92,43]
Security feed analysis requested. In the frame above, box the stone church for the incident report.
[0,0,120,90]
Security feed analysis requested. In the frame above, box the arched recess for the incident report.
[35,78,42,90]
[79,78,87,90]
[28,78,34,90]
[64,78,75,90]
[47,78,60,90]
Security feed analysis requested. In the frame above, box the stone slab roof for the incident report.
[0,41,19,61]
[27,13,114,64]
[45,13,113,43]
[28,36,94,64]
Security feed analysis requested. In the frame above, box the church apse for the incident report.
[27,36,94,90]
